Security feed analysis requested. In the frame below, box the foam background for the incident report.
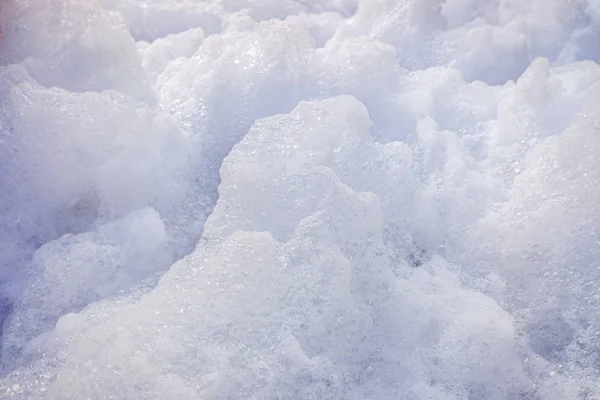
[0,0,599,398]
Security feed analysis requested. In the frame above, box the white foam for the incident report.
[1,0,600,398]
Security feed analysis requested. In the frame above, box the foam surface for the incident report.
[1,0,599,398]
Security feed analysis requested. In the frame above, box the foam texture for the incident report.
[1,0,600,398]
